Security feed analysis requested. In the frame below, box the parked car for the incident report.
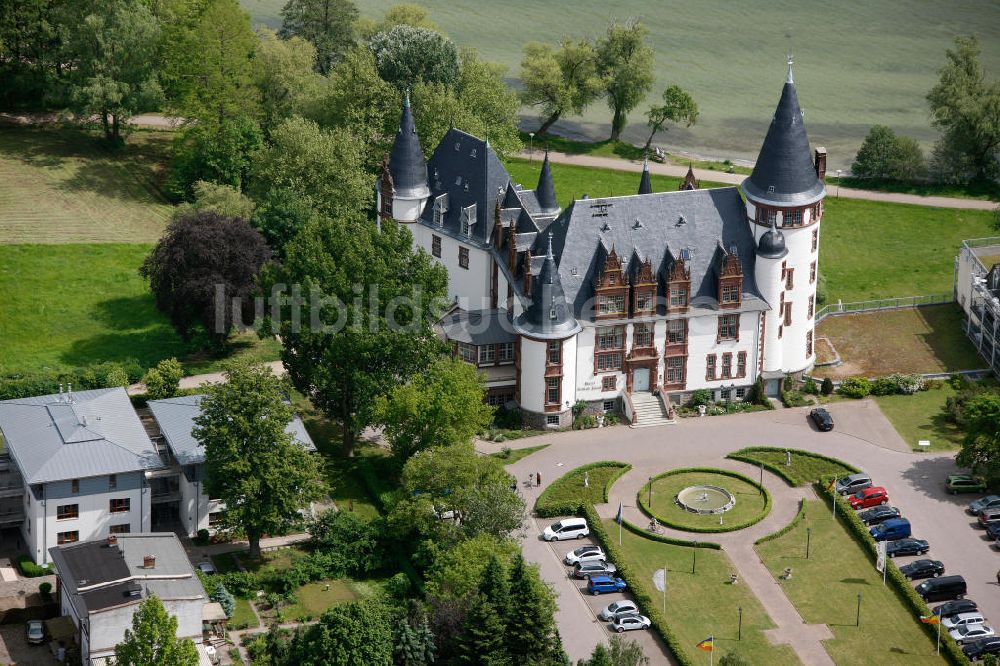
[899,559,945,580]
[809,407,834,431]
[968,495,1000,515]
[25,620,44,646]
[574,561,618,580]
[543,518,589,541]
[197,561,217,575]
[943,612,987,630]
[985,522,1000,541]
[951,624,996,645]
[978,509,1000,528]
[859,505,901,525]
[835,473,873,496]
[934,599,979,618]
[565,545,606,566]
[916,575,967,602]
[871,518,911,542]
[599,600,639,621]
[587,575,627,595]
[850,486,889,510]
[612,615,651,633]
[963,636,1000,662]
[948,476,988,494]
[886,537,929,557]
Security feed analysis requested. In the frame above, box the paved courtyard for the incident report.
[495,398,994,665]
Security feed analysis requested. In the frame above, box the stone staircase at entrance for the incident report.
[628,392,676,428]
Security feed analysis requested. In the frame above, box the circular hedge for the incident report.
[638,468,772,533]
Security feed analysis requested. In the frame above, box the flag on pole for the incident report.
[615,503,623,524]
[696,636,714,652]
[920,615,941,625]
[826,477,836,491]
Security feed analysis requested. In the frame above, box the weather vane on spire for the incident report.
[786,54,794,84]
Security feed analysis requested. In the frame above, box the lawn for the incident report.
[0,243,281,376]
[238,545,310,575]
[0,127,173,245]
[605,519,800,665]
[875,384,965,452]
[231,598,259,631]
[535,462,630,512]
[278,579,361,622]
[813,305,984,380]
[642,471,768,531]
[727,449,858,487]
[756,500,944,665]
[490,443,549,464]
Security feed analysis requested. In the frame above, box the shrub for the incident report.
[39,581,53,598]
[103,366,131,389]
[211,582,236,618]
[747,377,774,408]
[821,377,834,395]
[838,376,872,399]
[385,572,412,600]
[870,376,899,396]
[802,377,820,395]
[0,360,145,401]
[194,529,211,546]
[143,358,183,400]
[780,390,810,408]
[216,572,260,599]
[492,406,522,430]
[309,510,386,576]
[689,389,712,407]
[16,555,52,577]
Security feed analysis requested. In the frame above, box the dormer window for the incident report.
[433,193,449,226]
[461,204,477,236]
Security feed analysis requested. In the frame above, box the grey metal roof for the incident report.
[389,96,430,199]
[756,220,788,259]
[742,66,826,207]
[541,187,767,319]
[147,395,317,466]
[514,233,581,339]
[440,309,517,345]
[50,533,205,615]
[535,150,560,215]
[638,158,652,195]
[0,388,163,484]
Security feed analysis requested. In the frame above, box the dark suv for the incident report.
[809,407,834,431]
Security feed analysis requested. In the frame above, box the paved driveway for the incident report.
[0,625,59,664]
[502,399,998,664]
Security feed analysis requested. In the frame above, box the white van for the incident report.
[543,517,589,541]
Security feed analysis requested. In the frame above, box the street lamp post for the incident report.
[529,132,535,163]
[648,476,653,507]
[836,169,843,197]
[738,606,743,641]
[692,542,698,574]
[806,527,812,559]
[856,593,862,627]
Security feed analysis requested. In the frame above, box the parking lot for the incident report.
[0,624,59,665]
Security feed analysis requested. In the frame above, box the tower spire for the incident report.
[535,148,560,216]
[637,156,653,194]
[786,54,794,84]
[387,96,430,200]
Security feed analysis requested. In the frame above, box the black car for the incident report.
[886,538,930,557]
[934,599,979,618]
[986,522,1000,541]
[859,505,902,526]
[899,559,945,580]
[809,407,834,431]
[964,636,1000,661]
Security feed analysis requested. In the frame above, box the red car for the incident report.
[850,486,889,509]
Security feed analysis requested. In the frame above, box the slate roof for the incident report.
[440,308,517,345]
[742,63,826,207]
[388,96,430,199]
[638,159,653,195]
[147,395,316,466]
[535,150,560,215]
[540,187,767,319]
[757,219,788,259]
[514,233,581,338]
[0,388,163,484]
[49,533,205,616]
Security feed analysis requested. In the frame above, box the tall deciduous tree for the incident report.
[255,28,324,132]
[113,595,199,666]
[0,0,63,107]
[194,362,326,560]
[275,216,448,454]
[58,0,162,143]
[375,356,493,463]
[852,125,925,181]
[139,211,271,344]
[596,19,654,141]
[927,35,1000,182]
[520,39,604,136]
[279,0,359,75]
[369,24,460,89]
[284,600,393,665]
[644,84,698,151]
[956,391,1000,478]
[166,114,264,200]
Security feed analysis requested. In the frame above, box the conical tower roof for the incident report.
[535,149,560,216]
[514,233,580,339]
[638,157,653,194]
[388,94,430,199]
[742,59,825,207]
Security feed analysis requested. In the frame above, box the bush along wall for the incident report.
[0,360,146,400]
[814,479,968,666]
[636,467,772,533]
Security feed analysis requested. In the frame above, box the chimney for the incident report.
[143,555,155,569]
[67,383,73,403]
[814,147,827,182]
[58,385,64,402]
[107,534,118,547]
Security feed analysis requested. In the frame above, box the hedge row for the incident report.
[637,467,772,533]
[534,461,632,518]
[0,360,147,401]
[580,503,695,666]
[727,447,860,487]
[814,479,969,666]
[620,517,721,549]
[755,499,806,545]
[16,555,53,578]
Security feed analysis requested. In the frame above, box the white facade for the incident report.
[411,223,493,308]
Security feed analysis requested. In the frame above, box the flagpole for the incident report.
[710,635,714,666]
[937,617,941,655]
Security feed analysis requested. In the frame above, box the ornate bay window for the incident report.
[594,248,628,319]
[666,252,691,313]
[631,258,657,316]
[595,325,625,372]
[718,247,743,309]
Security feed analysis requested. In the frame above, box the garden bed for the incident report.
[534,461,631,517]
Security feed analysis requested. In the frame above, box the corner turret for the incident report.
[514,233,580,339]
[378,94,431,223]
[535,149,560,217]
[638,157,653,194]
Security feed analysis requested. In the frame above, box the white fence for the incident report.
[814,293,954,323]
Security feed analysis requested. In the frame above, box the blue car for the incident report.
[870,518,911,542]
[587,575,627,595]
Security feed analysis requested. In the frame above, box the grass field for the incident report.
[875,384,965,452]
[642,471,769,531]
[605,519,800,665]
[813,305,984,379]
[242,0,1000,169]
[756,501,944,665]
[0,127,173,244]
[231,598,259,630]
[728,449,857,487]
[280,579,363,621]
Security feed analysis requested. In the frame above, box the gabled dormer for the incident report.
[594,246,627,320]
[664,248,691,314]
[717,243,743,309]
[630,254,657,317]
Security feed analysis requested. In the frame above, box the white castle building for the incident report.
[376,63,826,427]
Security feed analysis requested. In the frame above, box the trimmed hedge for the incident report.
[620,517,721,549]
[637,467,772,533]
[814,479,968,666]
[534,461,632,518]
[727,447,860,487]
[16,555,53,577]
[580,503,695,666]
[755,499,806,545]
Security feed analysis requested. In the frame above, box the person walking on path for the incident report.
[995,569,1000,586]
[536,472,542,487]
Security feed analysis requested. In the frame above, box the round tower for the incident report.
[513,234,581,428]
[377,93,431,224]
[741,58,826,376]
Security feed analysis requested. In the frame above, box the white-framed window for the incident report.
[457,342,476,363]
[666,357,684,384]
[667,319,685,344]
[461,204,477,236]
[596,352,623,372]
[479,345,495,365]
[633,323,654,348]
[546,415,560,426]
[498,342,515,363]
[433,193,449,226]
[596,326,625,350]
[598,294,625,315]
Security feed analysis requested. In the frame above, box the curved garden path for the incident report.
[485,399,977,665]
